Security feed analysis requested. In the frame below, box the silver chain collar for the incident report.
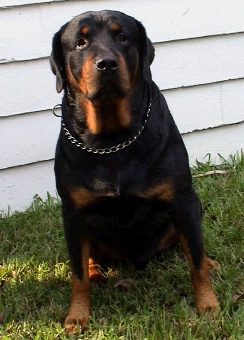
[53,100,151,154]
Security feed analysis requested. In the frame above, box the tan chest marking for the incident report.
[70,187,96,209]
[138,179,175,203]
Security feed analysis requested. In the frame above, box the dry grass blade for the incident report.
[114,278,135,290]
[193,170,229,178]
[233,292,244,303]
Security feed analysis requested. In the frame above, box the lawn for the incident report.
[0,155,244,339]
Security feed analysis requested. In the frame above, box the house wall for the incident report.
[1,0,244,213]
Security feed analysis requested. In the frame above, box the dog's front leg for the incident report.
[62,209,91,334]
[171,188,219,315]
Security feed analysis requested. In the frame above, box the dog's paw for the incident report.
[197,293,219,317]
[206,257,221,272]
[64,311,89,335]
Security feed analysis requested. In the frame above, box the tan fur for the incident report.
[111,23,121,32]
[81,26,89,35]
[83,98,131,134]
[64,241,91,334]
[70,187,95,209]
[139,179,175,203]
[155,224,179,253]
[179,235,219,315]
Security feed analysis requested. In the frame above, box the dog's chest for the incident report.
[86,160,143,197]
[92,178,120,197]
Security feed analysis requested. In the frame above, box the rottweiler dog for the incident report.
[50,10,219,334]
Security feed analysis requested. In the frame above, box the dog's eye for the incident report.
[118,34,126,42]
[76,38,87,49]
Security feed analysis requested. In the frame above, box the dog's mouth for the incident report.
[87,80,129,102]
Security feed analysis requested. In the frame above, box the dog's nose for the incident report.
[96,57,118,73]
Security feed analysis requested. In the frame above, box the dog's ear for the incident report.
[136,20,155,84]
[50,23,68,93]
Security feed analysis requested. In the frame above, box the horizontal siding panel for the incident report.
[0,59,61,116]
[2,34,244,117]
[0,160,56,214]
[152,33,244,91]
[183,122,244,164]
[0,6,50,62]
[0,0,62,7]
[165,79,244,133]
[221,79,244,125]
[165,84,222,134]
[1,110,60,169]
[1,122,244,213]
[1,0,244,62]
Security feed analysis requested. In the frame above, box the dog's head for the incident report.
[50,10,154,99]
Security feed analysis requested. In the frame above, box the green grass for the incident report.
[0,155,244,339]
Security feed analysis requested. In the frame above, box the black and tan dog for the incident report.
[50,10,219,334]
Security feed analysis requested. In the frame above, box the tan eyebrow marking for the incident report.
[111,23,121,32]
[81,26,89,35]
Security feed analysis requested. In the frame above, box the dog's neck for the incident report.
[78,97,132,135]
[63,82,149,140]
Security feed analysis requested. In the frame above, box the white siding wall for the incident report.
[1,0,244,213]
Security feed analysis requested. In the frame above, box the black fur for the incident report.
[50,10,218,332]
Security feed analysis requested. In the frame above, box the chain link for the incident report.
[59,100,151,154]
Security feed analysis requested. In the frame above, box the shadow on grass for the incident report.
[1,246,189,327]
